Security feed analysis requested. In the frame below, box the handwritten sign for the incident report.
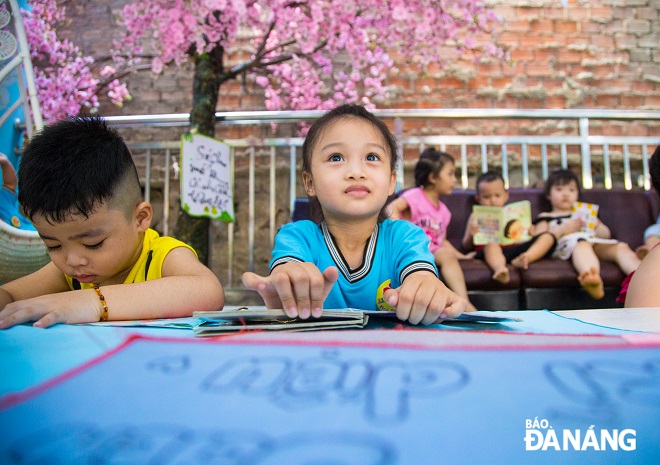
[180,134,234,221]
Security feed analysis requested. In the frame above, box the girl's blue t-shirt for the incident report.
[270,219,437,310]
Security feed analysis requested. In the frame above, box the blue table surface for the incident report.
[0,309,647,399]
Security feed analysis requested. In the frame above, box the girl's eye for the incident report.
[329,154,343,162]
[366,153,380,161]
[85,241,105,250]
[46,245,61,252]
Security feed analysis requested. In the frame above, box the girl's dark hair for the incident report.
[543,168,582,198]
[301,104,398,223]
[18,117,140,222]
[414,148,455,188]
[650,145,660,192]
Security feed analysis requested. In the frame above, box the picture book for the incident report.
[571,201,598,235]
[191,308,522,336]
[472,200,532,246]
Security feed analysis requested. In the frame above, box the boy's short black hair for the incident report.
[544,169,581,198]
[475,171,505,193]
[18,117,141,222]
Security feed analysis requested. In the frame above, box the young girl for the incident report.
[533,169,640,300]
[241,105,467,325]
[386,148,477,312]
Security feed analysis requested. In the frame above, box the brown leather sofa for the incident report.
[441,188,660,310]
[292,188,659,310]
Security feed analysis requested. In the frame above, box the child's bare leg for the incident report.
[594,242,641,276]
[572,241,604,299]
[578,268,605,300]
[513,232,555,268]
[484,242,509,283]
[434,247,478,312]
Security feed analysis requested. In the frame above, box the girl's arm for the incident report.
[461,213,477,251]
[594,218,611,239]
[385,197,410,220]
[0,153,18,191]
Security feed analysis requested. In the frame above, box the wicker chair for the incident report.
[0,219,49,283]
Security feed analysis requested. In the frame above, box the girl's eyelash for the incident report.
[85,241,105,250]
[46,245,61,252]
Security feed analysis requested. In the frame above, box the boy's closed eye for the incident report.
[85,240,105,250]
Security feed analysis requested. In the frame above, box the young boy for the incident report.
[462,171,556,284]
[0,118,224,328]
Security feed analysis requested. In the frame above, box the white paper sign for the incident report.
[180,134,234,221]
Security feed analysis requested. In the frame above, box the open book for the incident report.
[192,308,521,336]
[473,200,532,246]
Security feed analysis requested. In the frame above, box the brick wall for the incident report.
[58,0,659,279]
[61,0,658,124]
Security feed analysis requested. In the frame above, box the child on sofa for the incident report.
[533,169,640,300]
[386,148,477,312]
[461,171,556,284]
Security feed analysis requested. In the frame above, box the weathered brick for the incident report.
[530,19,554,33]
[627,19,652,35]
[554,20,580,33]
[630,48,653,62]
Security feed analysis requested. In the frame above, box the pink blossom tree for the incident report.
[115,0,507,137]
[24,0,507,261]
[22,0,133,123]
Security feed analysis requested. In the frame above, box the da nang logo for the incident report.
[524,418,636,451]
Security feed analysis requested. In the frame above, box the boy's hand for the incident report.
[242,263,339,319]
[0,290,102,329]
[383,272,467,325]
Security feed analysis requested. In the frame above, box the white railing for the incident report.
[107,109,660,285]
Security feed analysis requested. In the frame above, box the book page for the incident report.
[472,200,531,245]
[571,201,599,235]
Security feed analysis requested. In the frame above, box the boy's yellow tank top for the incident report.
[65,228,196,290]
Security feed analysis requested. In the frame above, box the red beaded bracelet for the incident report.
[93,284,109,321]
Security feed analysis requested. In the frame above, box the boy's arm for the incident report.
[385,197,410,220]
[0,248,224,328]
[1,262,70,309]
[96,247,224,321]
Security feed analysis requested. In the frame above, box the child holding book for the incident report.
[533,169,640,300]
[0,152,35,231]
[0,118,224,328]
[461,171,556,284]
[386,148,477,312]
[625,145,660,307]
[242,105,467,325]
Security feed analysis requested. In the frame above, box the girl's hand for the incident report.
[0,290,102,329]
[242,263,339,319]
[383,272,467,325]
